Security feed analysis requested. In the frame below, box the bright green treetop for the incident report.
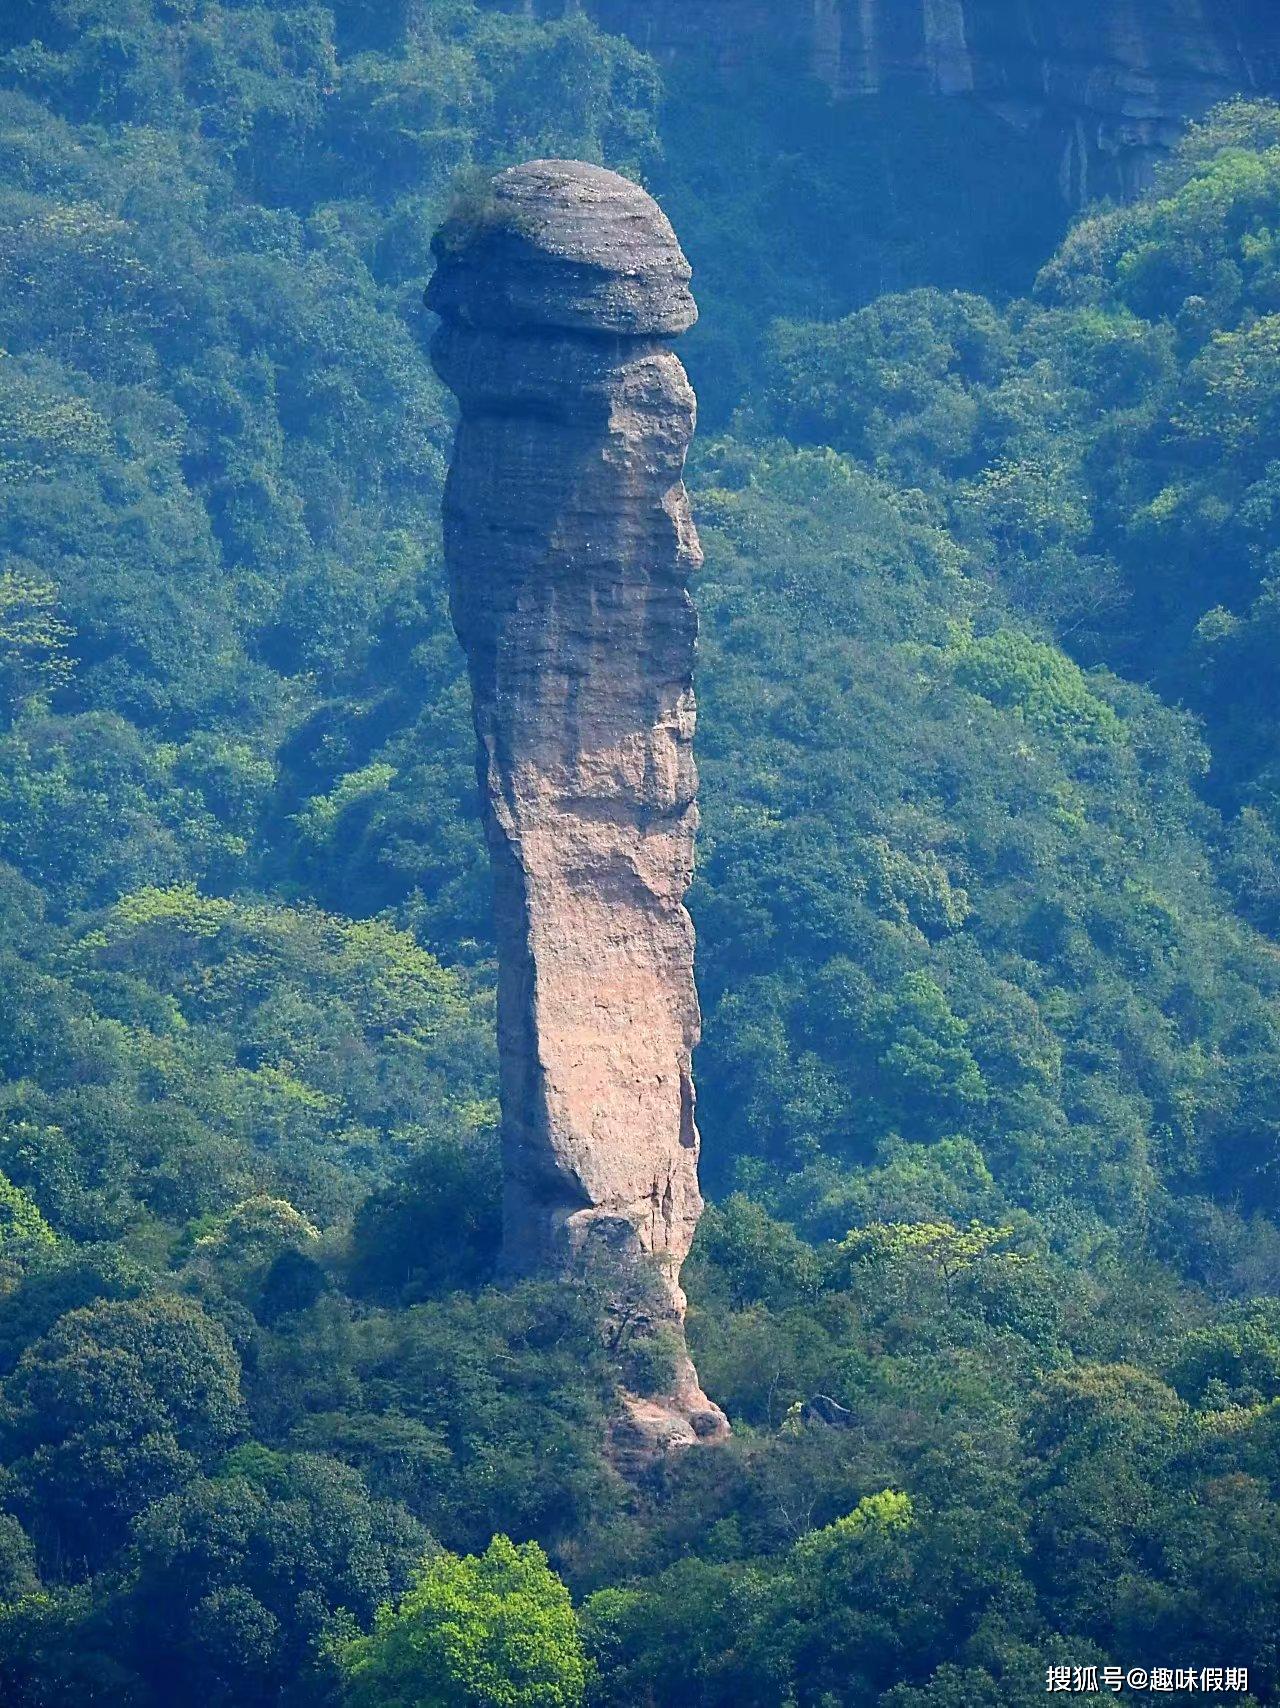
[0,1170,56,1252]
[339,1534,587,1708]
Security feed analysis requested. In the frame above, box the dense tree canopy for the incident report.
[341,1534,588,1708]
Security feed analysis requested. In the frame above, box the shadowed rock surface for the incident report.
[427,160,727,1451]
[517,0,1280,202]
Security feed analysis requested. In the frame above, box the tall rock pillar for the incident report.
[427,161,726,1448]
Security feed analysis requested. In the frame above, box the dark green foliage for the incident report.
[759,101,1280,835]
[347,1122,501,1300]
[0,1243,155,1374]
[656,69,1062,428]
[1,1294,246,1569]
[0,1515,37,1603]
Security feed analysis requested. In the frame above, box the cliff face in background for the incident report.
[427,161,727,1454]
[539,0,1279,201]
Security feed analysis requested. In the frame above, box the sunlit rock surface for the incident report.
[428,161,727,1453]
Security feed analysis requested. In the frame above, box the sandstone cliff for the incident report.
[519,0,1279,202]
[427,161,727,1452]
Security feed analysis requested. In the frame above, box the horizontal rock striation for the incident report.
[427,161,726,1451]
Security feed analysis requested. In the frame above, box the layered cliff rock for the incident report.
[522,0,1279,201]
[427,160,726,1452]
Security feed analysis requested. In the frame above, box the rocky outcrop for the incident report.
[427,160,727,1451]
[801,1393,856,1429]
[516,0,1279,202]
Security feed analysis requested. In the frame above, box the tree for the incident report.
[0,1514,38,1602]
[0,1295,244,1568]
[123,1450,426,1708]
[339,1534,587,1708]
[0,1167,56,1255]
[0,1244,155,1376]
[348,1125,501,1301]
[1025,1364,1188,1638]
[1166,1306,1280,1406]
[0,561,73,723]
[835,1219,1024,1310]
[690,1194,824,1309]
[182,1194,322,1316]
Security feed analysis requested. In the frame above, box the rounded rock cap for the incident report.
[426,159,696,337]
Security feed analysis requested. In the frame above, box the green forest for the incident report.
[2,2,1280,1703]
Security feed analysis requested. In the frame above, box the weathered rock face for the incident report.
[427,161,726,1449]
[518,0,1280,202]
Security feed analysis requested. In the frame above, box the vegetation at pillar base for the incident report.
[1,0,1280,1701]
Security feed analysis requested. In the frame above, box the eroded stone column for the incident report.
[427,161,726,1449]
